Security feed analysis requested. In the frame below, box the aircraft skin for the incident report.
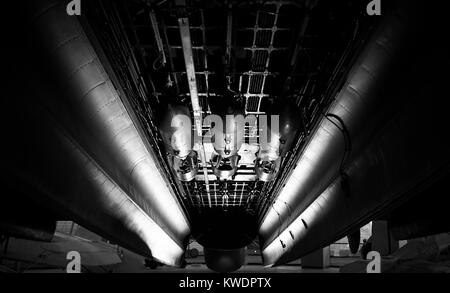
[1,0,449,272]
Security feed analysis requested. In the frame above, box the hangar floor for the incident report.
[115,249,350,273]
[2,226,450,273]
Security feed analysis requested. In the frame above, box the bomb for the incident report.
[157,103,199,181]
[255,100,302,181]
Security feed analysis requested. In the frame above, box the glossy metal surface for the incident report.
[208,111,245,180]
[172,151,199,182]
[212,115,245,159]
[259,7,413,247]
[263,92,450,265]
[211,154,240,180]
[256,103,302,181]
[18,0,190,265]
[255,158,281,182]
[261,1,450,265]
[158,104,199,181]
